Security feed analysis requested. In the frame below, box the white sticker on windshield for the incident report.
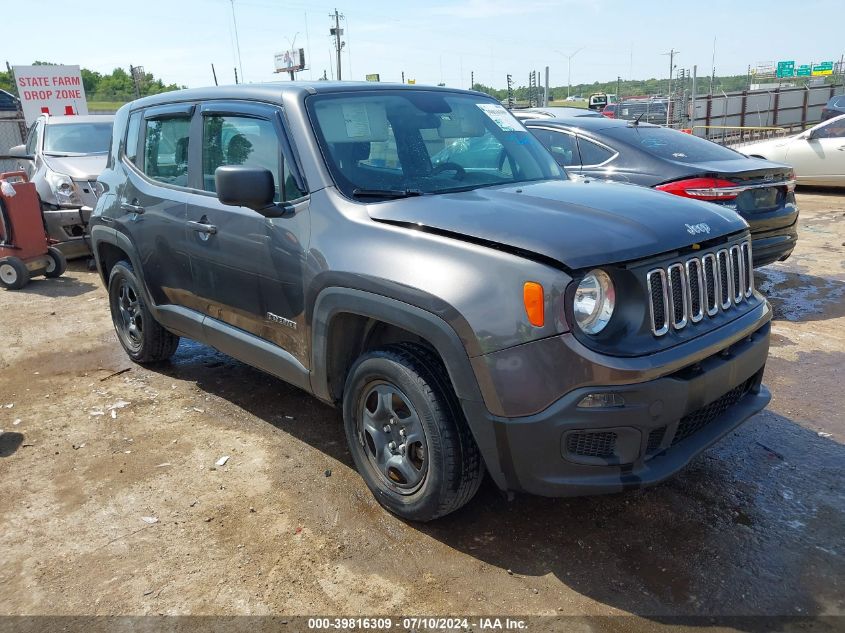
[341,103,372,138]
[476,103,522,132]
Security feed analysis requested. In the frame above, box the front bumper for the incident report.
[469,320,771,497]
[43,206,92,258]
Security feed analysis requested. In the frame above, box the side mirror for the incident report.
[805,129,817,140]
[8,145,33,160]
[215,165,291,218]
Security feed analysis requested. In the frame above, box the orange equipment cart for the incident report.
[0,171,66,289]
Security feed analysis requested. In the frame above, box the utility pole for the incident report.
[616,75,621,100]
[544,66,549,106]
[234,67,238,84]
[506,74,514,109]
[129,65,141,99]
[709,36,716,95]
[663,48,679,125]
[470,71,474,90]
[330,9,345,81]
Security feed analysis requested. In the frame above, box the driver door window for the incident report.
[202,114,304,202]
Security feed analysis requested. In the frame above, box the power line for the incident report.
[229,0,244,82]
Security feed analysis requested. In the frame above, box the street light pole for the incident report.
[555,48,585,99]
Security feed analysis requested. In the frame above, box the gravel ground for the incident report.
[0,191,842,628]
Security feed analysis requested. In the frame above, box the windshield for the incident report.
[603,125,742,162]
[306,90,564,199]
[43,122,113,155]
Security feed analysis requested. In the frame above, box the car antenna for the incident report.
[629,111,646,127]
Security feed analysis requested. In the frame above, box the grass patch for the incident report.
[87,101,126,112]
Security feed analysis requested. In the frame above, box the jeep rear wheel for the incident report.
[342,343,484,521]
[108,261,180,363]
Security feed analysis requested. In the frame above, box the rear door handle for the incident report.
[120,202,145,214]
[187,220,218,235]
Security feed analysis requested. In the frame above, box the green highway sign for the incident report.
[796,64,812,77]
[776,60,795,77]
[812,61,834,76]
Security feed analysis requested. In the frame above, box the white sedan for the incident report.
[741,114,845,187]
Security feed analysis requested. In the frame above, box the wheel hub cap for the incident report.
[358,382,427,494]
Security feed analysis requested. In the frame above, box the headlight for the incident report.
[573,269,615,335]
[45,169,81,206]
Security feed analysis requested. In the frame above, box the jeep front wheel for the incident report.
[342,343,483,521]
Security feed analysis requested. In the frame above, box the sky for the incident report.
[7,0,844,91]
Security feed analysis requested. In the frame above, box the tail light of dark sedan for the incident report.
[655,171,796,202]
[655,178,740,201]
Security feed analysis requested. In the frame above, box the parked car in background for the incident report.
[739,114,845,188]
[524,116,799,267]
[615,99,669,124]
[0,89,20,112]
[564,95,582,101]
[587,93,608,111]
[9,113,114,258]
[512,106,602,120]
[821,95,845,121]
[91,82,771,521]
[601,103,618,118]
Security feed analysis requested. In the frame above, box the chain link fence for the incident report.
[0,116,25,173]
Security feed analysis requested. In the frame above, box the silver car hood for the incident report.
[43,153,108,181]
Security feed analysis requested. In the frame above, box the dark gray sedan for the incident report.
[523,117,799,267]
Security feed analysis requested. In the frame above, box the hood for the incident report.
[737,135,797,156]
[43,153,107,181]
[368,180,748,270]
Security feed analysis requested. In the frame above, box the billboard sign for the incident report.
[274,49,305,73]
[13,64,88,125]
[365,73,380,82]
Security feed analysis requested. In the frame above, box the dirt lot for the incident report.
[0,192,843,627]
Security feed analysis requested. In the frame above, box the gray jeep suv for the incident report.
[91,83,772,521]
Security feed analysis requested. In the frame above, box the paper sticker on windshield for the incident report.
[476,103,522,132]
[342,103,372,138]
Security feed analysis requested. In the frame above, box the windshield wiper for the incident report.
[351,188,424,199]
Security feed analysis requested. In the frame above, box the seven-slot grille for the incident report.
[646,240,753,337]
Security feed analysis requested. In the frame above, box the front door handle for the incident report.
[187,220,218,235]
[120,202,145,214]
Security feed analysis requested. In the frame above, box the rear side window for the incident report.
[577,137,614,165]
[202,114,304,201]
[124,112,141,163]
[604,126,741,162]
[528,128,580,167]
[144,116,191,186]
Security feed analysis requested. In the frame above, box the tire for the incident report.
[108,260,180,363]
[44,246,67,278]
[342,342,484,521]
[0,257,29,290]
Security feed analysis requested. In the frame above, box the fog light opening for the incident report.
[577,393,626,408]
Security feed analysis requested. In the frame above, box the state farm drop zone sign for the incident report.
[12,65,89,125]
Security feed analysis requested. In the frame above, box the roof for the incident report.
[522,116,661,133]
[125,81,488,110]
[43,113,115,125]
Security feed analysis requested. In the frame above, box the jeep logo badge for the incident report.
[686,222,711,236]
